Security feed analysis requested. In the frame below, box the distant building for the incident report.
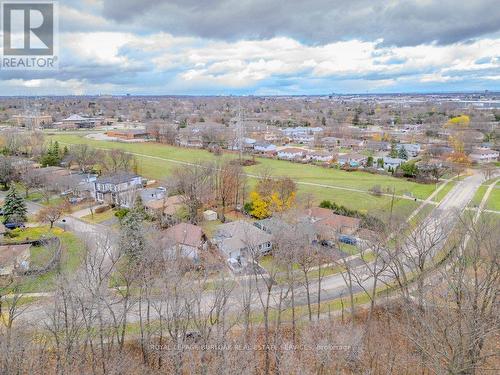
[277,147,306,160]
[254,142,277,153]
[58,114,103,129]
[281,127,323,143]
[94,172,142,208]
[397,143,421,157]
[340,138,365,149]
[383,157,406,170]
[338,153,367,167]
[12,114,52,129]
[305,150,333,162]
[469,148,499,163]
[366,141,390,152]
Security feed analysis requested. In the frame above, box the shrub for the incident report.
[114,208,130,220]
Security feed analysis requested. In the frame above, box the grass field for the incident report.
[81,208,116,224]
[47,133,437,217]
[469,181,500,211]
[470,185,488,207]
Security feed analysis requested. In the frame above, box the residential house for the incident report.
[366,141,390,152]
[281,127,323,143]
[340,138,365,150]
[305,150,333,162]
[318,136,341,149]
[213,220,273,260]
[160,223,206,260]
[139,187,166,204]
[145,194,184,218]
[253,142,277,153]
[469,148,499,163]
[277,147,306,160]
[229,137,257,151]
[338,153,367,167]
[176,134,203,148]
[94,172,143,208]
[0,244,31,276]
[383,157,406,170]
[54,173,97,198]
[397,143,421,157]
[254,217,316,241]
[299,207,361,241]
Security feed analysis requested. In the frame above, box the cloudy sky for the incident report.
[1,0,500,95]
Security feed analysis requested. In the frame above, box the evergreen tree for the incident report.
[389,141,399,158]
[119,201,146,261]
[398,146,408,160]
[40,141,62,166]
[3,187,27,224]
[366,156,374,167]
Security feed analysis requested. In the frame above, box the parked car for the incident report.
[4,222,26,230]
[338,235,357,245]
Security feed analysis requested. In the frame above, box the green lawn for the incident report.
[433,181,456,203]
[47,134,436,217]
[469,182,500,211]
[81,208,116,224]
[469,185,488,207]
[486,183,500,211]
[339,243,359,256]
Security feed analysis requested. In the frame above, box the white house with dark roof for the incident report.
[383,157,406,170]
[277,147,306,160]
[469,148,499,163]
[254,142,277,153]
[305,150,333,162]
[94,172,142,208]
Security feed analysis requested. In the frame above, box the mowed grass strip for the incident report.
[486,182,500,211]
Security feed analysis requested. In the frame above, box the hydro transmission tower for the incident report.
[236,98,244,162]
